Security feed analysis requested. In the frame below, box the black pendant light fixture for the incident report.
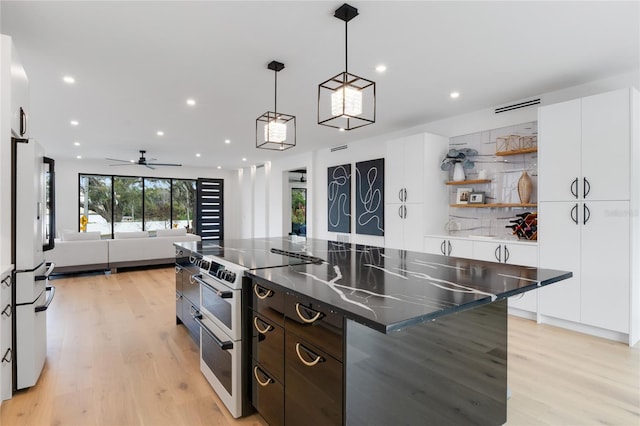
[318,3,376,131]
[256,60,296,150]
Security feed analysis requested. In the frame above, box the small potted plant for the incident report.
[440,148,478,181]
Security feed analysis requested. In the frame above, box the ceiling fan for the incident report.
[106,150,182,169]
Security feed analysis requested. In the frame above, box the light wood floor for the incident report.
[1,267,638,426]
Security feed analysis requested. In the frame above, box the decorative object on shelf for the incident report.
[456,187,472,205]
[445,179,491,185]
[517,171,533,204]
[327,164,352,233]
[257,60,296,150]
[80,214,88,232]
[318,3,375,131]
[355,158,384,236]
[440,148,478,181]
[505,212,537,240]
[469,192,485,204]
[495,134,538,156]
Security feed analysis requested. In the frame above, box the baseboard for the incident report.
[507,308,537,321]
[539,315,630,345]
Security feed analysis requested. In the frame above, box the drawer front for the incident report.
[176,292,183,323]
[182,272,200,307]
[175,265,184,293]
[180,300,200,345]
[252,361,284,426]
[251,281,285,327]
[284,293,343,361]
[285,333,343,426]
[251,311,284,383]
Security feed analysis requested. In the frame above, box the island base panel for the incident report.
[346,300,507,426]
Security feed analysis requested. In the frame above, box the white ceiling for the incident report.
[1,1,638,170]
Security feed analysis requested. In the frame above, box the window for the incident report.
[291,188,307,236]
[79,174,198,238]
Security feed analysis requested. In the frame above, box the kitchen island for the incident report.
[176,237,571,425]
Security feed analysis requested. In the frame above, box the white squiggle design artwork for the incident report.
[328,164,351,232]
[497,273,541,285]
[355,161,384,234]
[412,259,466,271]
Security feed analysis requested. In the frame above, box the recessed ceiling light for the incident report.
[225,139,231,144]
[70,120,79,126]
[338,128,345,132]
[217,166,221,169]
[63,76,75,84]
[242,157,247,162]
[450,91,460,99]
[196,153,201,157]
[76,155,82,159]
[73,142,80,146]
[375,64,387,73]
[157,130,164,136]
[130,160,136,163]
[186,98,196,106]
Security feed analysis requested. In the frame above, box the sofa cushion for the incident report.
[155,228,187,237]
[114,231,149,239]
[61,231,102,241]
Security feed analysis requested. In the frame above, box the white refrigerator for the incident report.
[11,136,55,391]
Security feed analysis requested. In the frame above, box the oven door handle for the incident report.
[193,275,233,299]
[35,286,55,312]
[192,313,234,351]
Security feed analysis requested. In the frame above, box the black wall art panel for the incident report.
[327,164,351,233]
[355,158,384,236]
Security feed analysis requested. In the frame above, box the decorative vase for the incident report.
[517,171,532,204]
[452,162,465,182]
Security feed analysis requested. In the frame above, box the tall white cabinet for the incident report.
[538,88,639,345]
[385,132,448,251]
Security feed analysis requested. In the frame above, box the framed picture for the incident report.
[469,192,485,204]
[456,188,472,204]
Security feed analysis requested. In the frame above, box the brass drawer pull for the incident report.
[253,316,274,334]
[254,284,273,300]
[295,303,322,324]
[253,366,274,387]
[2,348,11,363]
[295,343,324,367]
[1,304,11,317]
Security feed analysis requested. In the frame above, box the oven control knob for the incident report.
[226,272,236,283]
[216,269,224,279]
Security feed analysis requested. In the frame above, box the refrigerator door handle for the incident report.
[35,285,55,312]
[35,262,55,281]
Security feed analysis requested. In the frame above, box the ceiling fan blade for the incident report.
[147,162,182,167]
[109,163,134,167]
[145,164,156,170]
[106,158,132,163]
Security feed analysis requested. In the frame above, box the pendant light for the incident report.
[318,3,375,131]
[256,61,296,150]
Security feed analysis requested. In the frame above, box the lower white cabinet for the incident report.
[386,203,424,252]
[423,236,473,258]
[1,268,12,401]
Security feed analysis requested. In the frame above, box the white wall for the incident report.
[53,158,237,238]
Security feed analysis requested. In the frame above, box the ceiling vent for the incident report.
[331,144,348,152]
[494,98,541,114]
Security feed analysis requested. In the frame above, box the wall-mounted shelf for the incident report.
[495,147,538,156]
[445,179,491,185]
[450,203,537,208]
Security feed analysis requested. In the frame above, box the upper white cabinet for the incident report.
[385,132,448,251]
[7,40,29,138]
[538,88,639,345]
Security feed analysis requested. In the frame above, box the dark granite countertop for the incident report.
[177,237,572,333]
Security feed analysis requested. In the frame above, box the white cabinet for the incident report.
[385,133,448,251]
[423,236,473,259]
[1,268,12,401]
[538,88,639,345]
[8,40,29,138]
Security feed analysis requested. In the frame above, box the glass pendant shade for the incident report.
[331,85,363,116]
[264,120,287,143]
[257,60,296,150]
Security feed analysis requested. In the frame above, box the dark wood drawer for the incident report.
[284,293,343,361]
[251,281,285,327]
[285,333,343,426]
[251,311,284,383]
[180,300,200,346]
[252,361,284,426]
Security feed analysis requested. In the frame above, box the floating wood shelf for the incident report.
[450,203,537,208]
[445,179,491,185]
[495,148,538,156]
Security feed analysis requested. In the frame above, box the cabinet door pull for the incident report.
[504,246,510,263]
[403,188,408,202]
[1,304,11,318]
[398,189,403,202]
[583,177,591,198]
[253,366,273,387]
[398,206,403,219]
[253,316,274,334]
[175,265,182,274]
[295,343,324,367]
[403,205,407,219]
[295,303,322,324]
[20,107,27,136]
[494,245,502,262]
[447,240,452,256]
[253,284,274,300]
[440,240,446,255]
[1,275,10,287]
[583,204,591,225]
[570,204,579,225]
[2,348,11,363]
[570,178,579,199]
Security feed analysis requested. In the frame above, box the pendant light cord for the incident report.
[344,19,349,85]
[274,68,278,116]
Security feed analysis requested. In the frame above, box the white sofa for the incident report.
[47,229,200,274]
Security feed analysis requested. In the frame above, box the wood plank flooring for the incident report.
[1,267,638,425]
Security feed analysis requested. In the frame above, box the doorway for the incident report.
[288,169,307,236]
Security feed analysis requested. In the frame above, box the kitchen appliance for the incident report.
[11,136,56,391]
